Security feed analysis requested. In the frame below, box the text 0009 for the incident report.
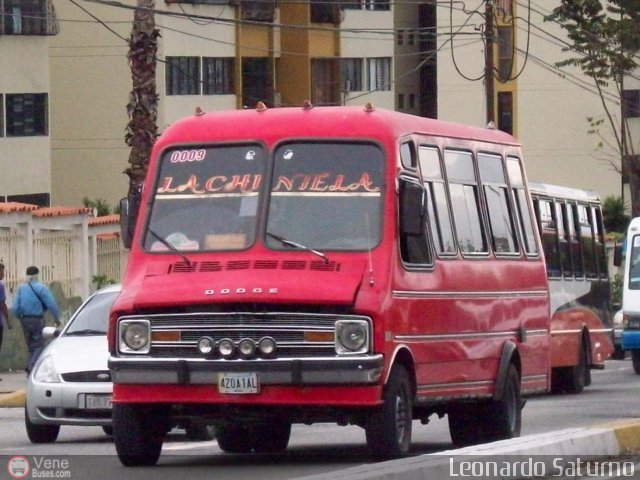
[218,372,259,394]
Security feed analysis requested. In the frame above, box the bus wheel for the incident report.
[565,341,589,394]
[252,420,292,453]
[632,350,640,374]
[216,423,254,453]
[113,403,168,466]
[448,403,485,447]
[483,364,521,441]
[185,423,215,441]
[365,364,413,458]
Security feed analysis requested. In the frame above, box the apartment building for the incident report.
[0,0,58,206]
[1,0,634,208]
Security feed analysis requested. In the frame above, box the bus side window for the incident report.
[535,199,561,277]
[592,207,608,278]
[444,149,487,255]
[555,202,572,277]
[478,152,518,254]
[418,145,456,255]
[506,157,538,255]
[578,204,598,279]
[565,204,584,278]
[398,178,431,265]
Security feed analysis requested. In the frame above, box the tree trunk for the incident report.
[124,0,159,197]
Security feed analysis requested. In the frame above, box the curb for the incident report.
[0,389,25,408]
[294,421,640,480]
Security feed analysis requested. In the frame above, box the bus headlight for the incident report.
[335,320,369,354]
[119,320,151,354]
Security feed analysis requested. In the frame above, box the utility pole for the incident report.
[484,0,495,126]
[124,0,159,197]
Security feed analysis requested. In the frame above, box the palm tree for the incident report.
[124,0,159,197]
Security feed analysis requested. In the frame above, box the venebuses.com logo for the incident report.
[7,456,30,479]
[6,456,71,479]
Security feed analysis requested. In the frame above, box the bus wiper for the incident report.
[148,228,192,266]
[266,231,330,264]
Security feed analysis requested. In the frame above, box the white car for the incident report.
[25,284,121,443]
[25,283,214,443]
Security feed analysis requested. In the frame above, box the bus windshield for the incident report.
[144,144,265,251]
[265,142,384,251]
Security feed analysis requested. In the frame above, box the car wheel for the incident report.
[25,408,60,444]
[113,403,169,466]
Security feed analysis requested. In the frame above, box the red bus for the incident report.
[529,182,613,393]
[110,105,551,466]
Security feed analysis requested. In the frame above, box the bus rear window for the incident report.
[266,142,384,251]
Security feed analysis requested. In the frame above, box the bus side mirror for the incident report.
[613,241,622,267]
[399,181,424,236]
[119,191,140,249]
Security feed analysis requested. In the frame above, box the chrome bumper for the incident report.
[109,354,384,385]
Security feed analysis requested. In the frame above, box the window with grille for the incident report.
[311,59,340,105]
[366,57,391,91]
[623,90,640,118]
[0,0,59,35]
[203,57,235,95]
[6,93,48,136]
[165,56,200,95]
[340,58,363,92]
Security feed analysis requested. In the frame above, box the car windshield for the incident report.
[64,291,119,336]
[265,142,384,251]
[144,144,265,252]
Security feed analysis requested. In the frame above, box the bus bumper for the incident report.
[621,330,640,350]
[109,354,384,386]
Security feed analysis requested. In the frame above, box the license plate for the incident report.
[218,372,259,394]
[84,394,112,410]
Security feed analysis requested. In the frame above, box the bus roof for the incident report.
[529,181,601,203]
[154,105,520,149]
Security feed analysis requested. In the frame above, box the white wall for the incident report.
[0,36,52,198]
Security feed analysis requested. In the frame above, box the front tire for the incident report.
[113,403,169,466]
[25,408,60,444]
[365,364,413,458]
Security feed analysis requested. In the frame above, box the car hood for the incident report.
[43,335,109,374]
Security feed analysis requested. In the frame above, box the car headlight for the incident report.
[32,355,60,383]
[335,320,370,354]
[119,319,151,354]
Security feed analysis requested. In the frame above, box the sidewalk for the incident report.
[0,370,27,407]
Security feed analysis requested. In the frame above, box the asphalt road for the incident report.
[0,358,638,480]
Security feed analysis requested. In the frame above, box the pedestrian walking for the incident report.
[11,266,61,375]
[0,262,12,381]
